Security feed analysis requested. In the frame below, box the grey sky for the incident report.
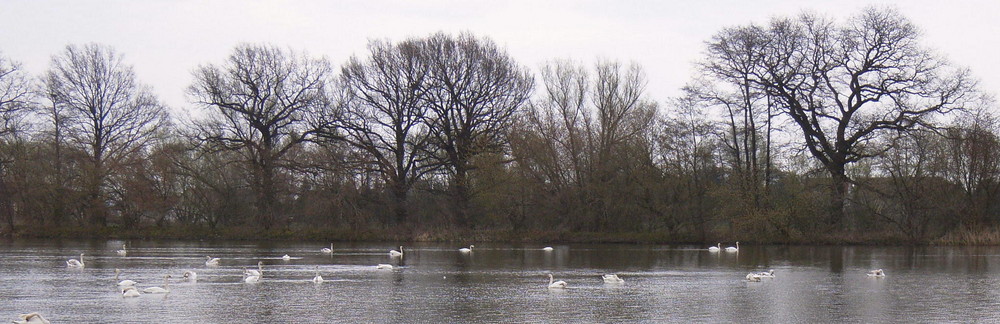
[2,0,998,115]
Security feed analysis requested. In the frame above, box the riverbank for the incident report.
[7,225,1000,245]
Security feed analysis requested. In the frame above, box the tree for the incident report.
[421,33,534,227]
[189,44,336,230]
[340,39,436,225]
[0,51,32,233]
[706,8,975,226]
[44,44,168,226]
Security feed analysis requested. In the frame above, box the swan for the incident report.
[116,244,127,256]
[746,273,762,282]
[12,313,50,324]
[708,243,721,252]
[542,246,554,251]
[725,242,740,252]
[312,266,324,283]
[459,245,474,253]
[182,271,197,281]
[244,274,260,283]
[121,286,141,298]
[389,246,403,257]
[245,261,263,277]
[547,274,567,289]
[602,274,625,284]
[205,256,220,266]
[867,269,886,277]
[282,254,292,261]
[376,264,393,270]
[142,275,171,294]
[756,269,775,278]
[114,269,137,286]
[66,253,84,268]
[321,243,333,254]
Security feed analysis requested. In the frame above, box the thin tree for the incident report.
[44,44,168,226]
[0,51,32,233]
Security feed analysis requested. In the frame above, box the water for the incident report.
[2,240,999,323]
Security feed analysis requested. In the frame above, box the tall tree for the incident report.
[189,44,336,230]
[707,8,975,226]
[44,44,168,226]
[0,51,32,233]
[340,39,436,225]
[421,33,534,227]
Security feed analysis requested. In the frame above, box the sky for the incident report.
[2,0,999,117]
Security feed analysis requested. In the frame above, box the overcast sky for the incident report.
[2,0,999,116]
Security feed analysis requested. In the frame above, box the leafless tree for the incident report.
[189,44,337,229]
[340,39,437,225]
[44,44,168,226]
[421,33,534,227]
[708,8,975,226]
[0,52,32,233]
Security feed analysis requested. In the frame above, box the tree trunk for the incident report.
[829,167,850,227]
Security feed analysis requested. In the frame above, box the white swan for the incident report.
[245,261,263,277]
[142,275,171,294]
[708,243,721,252]
[746,273,762,282]
[867,269,886,277]
[282,254,292,261]
[116,244,127,256]
[376,264,393,270]
[602,274,625,284]
[312,266,324,283]
[121,286,141,298]
[205,256,220,266]
[244,273,260,283]
[756,269,775,278]
[725,242,740,252]
[182,270,197,281]
[389,246,403,257]
[459,245,474,253]
[321,243,333,254]
[542,246,554,251]
[66,253,84,268]
[114,269,137,286]
[12,312,50,324]
[547,274,567,289]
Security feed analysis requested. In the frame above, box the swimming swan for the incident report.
[245,261,263,277]
[548,274,567,289]
[12,312,50,324]
[182,271,197,281]
[389,246,403,257]
[459,245,474,253]
[205,256,220,266]
[282,254,292,261]
[121,286,141,298]
[542,247,554,251]
[321,243,333,254]
[756,269,775,278]
[708,243,721,252]
[142,275,171,294]
[376,264,393,270]
[725,242,740,252]
[312,266,324,283]
[602,274,625,283]
[867,269,886,277]
[114,269,137,286]
[116,244,127,256]
[66,253,84,268]
[746,273,762,282]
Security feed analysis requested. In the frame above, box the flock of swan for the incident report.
[12,242,889,323]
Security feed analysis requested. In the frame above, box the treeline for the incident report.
[0,8,997,243]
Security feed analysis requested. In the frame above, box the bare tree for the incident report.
[340,39,437,225]
[0,52,32,233]
[421,33,534,227]
[708,8,975,226]
[189,44,336,229]
[44,44,168,226]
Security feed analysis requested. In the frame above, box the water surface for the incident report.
[2,240,999,322]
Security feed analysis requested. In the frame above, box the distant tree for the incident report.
[340,39,436,225]
[421,33,534,227]
[44,44,168,226]
[0,52,31,233]
[706,8,975,226]
[189,44,337,230]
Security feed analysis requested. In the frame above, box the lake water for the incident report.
[2,240,999,323]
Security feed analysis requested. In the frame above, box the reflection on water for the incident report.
[2,241,999,322]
